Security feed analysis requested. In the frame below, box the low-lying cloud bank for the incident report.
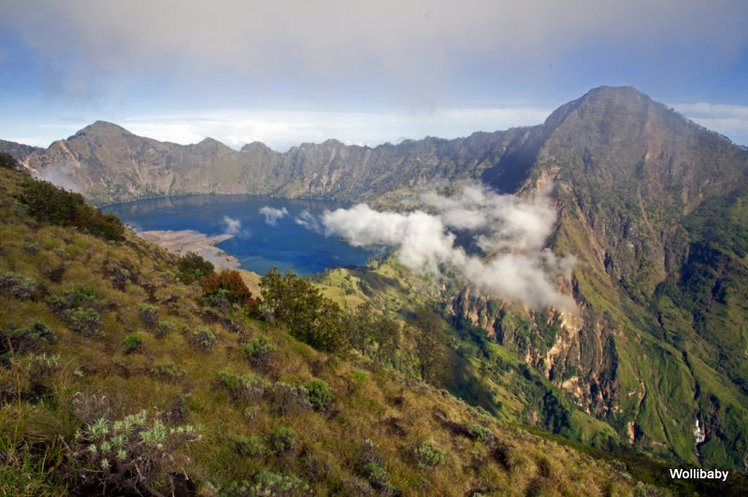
[322,183,575,309]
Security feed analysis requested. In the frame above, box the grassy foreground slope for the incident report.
[0,162,684,496]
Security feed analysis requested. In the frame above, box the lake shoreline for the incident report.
[137,229,240,270]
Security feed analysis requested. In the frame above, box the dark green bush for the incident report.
[18,177,124,240]
[268,427,296,455]
[260,267,345,351]
[241,335,275,368]
[64,307,103,338]
[231,434,266,458]
[0,320,56,357]
[302,379,332,412]
[123,333,144,353]
[177,252,214,284]
[0,152,18,169]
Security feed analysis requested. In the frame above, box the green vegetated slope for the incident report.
[539,87,748,470]
[315,88,748,472]
[434,88,748,470]
[313,259,617,447]
[0,165,692,497]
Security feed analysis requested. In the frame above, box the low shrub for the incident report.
[123,333,144,354]
[413,440,445,469]
[467,424,496,447]
[1,353,61,402]
[162,395,191,426]
[111,266,131,291]
[64,307,103,338]
[189,326,217,352]
[362,463,390,492]
[268,427,296,455]
[152,361,186,380]
[1,320,56,356]
[47,285,99,312]
[138,303,159,328]
[302,379,332,412]
[22,241,40,254]
[44,265,66,283]
[267,383,311,415]
[231,434,266,458]
[243,406,259,423]
[241,335,275,368]
[155,319,174,338]
[355,440,395,494]
[219,472,311,497]
[63,408,200,496]
[214,371,268,403]
[341,477,377,497]
[0,271,36,300]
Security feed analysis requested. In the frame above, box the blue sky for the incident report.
[1,0,747,150]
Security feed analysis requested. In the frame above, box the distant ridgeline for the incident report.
[3,85,748,473]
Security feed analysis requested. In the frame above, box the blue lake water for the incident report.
[104,194,380,275]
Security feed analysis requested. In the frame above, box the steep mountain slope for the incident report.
[0,164,699,496]
[443,87,748,469]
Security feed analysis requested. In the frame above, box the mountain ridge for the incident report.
[3,86,744,208]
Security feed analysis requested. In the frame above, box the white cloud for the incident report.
[259,206,288,225]
[221,215,242,236]
[36,162,84,192]
[322,182,576,309]
[295,210,322,233]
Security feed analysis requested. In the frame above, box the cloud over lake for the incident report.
[259,206,288,225]
[322,182,575,309]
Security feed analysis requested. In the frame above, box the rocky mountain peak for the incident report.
[73,120,133,139]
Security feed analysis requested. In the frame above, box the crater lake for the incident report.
[104,194,381,275]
